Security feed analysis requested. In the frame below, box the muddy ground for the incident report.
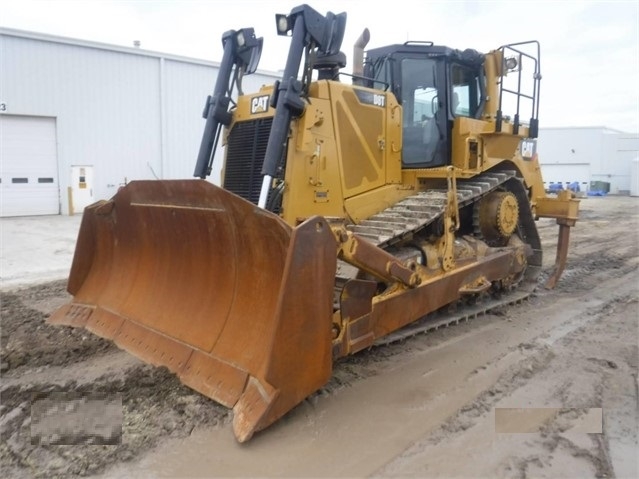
[1,195,637,478]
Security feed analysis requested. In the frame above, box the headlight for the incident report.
[236,30,245,47]
[276,14,290,35]
[505,57,518,71]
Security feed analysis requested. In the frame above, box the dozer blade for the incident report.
[49,180,337,442]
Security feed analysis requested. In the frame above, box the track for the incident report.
[341,168,544,345]
[346,170,519,247]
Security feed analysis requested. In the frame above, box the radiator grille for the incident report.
[223,118,272,205]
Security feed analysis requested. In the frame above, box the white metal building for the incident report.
[538,127,639,194]
[0,28,279,217]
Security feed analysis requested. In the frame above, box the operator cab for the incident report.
[362,42,485,168]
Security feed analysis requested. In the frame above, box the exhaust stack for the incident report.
[352,28,370,85]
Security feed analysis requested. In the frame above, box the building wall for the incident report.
[538,127,639,194]
[0,28,279,215]
[612,134,639,193]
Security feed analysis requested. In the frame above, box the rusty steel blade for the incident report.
[49,180,337,442]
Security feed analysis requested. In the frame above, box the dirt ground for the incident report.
[1,195,637,479]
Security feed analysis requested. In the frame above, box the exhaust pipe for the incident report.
[352,28,370,85]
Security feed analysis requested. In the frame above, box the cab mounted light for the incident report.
[504,56,519,71]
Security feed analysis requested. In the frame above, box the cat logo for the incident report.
[250,95,270,114]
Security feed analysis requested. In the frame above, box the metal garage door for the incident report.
[0,115,60,216]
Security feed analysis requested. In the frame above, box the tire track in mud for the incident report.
[372,291,638,479]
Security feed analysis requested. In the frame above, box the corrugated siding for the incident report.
[162,59,219,181]
[162,59,276,183]
[0,31,278,214]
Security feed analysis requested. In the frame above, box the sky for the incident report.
[1,0,638,133]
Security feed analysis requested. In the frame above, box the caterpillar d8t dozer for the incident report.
[49,4,580,442]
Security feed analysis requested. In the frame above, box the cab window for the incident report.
[450,64,481,118]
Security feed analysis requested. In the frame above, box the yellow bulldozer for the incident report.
[50,4,579,442]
